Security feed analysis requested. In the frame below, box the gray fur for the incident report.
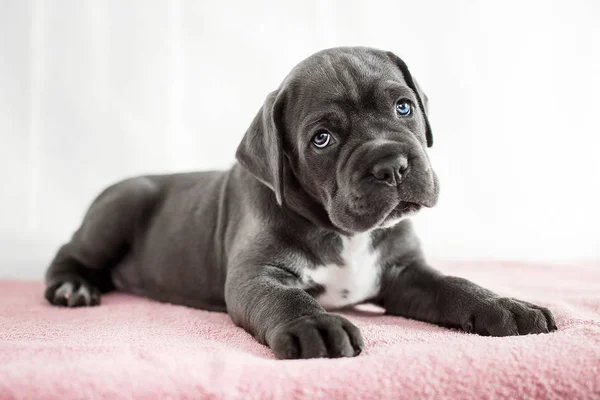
[44,47,556,359]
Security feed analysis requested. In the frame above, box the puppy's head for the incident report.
[237,47,439,233]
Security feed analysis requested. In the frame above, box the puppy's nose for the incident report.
[371,156,409,186]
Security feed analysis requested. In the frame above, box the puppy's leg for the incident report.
[225,264,364,359]
[45,177,158,307]
[377,259,557,336]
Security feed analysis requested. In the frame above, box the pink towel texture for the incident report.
[1,261,599,400]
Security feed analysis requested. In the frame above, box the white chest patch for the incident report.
[302,233,381,310]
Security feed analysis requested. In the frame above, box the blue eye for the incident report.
[312,131,331,148]
[395,100,412,116]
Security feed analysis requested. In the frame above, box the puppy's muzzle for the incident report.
[370,154,409,187]
[354,140,412,186]
[348,139,437,207]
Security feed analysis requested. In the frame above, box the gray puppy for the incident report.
[45,47,556,359]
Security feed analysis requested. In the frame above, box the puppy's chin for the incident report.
[327,209,385,234]
[376,202,422,229]
[328,198,421,234]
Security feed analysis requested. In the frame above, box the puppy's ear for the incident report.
[412,78,429,114]
[387,52,433,147]
[236,90,286,205]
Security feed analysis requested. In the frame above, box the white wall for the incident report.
[1,0,599,279]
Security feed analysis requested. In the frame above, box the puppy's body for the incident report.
[45,47,556,359]
[76,165,407,313]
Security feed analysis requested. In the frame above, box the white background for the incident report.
[1,0,599,279]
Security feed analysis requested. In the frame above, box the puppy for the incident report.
[45,47,557,359]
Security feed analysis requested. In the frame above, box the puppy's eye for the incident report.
[395,100,412,116]
[312,130,332,148]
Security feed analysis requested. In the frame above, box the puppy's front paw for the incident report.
[269,314,364,359]
[45,277,101,307]
[463,297,557,336]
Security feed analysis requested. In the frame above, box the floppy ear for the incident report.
[236,90,286,205]
[386,52,433,147]
[412,78,429,114]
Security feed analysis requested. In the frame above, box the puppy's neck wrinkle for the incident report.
[281,165,350,235]
[236,162,347,235]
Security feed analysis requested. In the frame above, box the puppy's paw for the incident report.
[45,278,101,307]
[463,297,557,336]
[269,313,364,359]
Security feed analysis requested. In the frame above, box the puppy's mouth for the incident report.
[379,201,422,226]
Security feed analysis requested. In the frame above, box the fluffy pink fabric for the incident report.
[1,261,599,399]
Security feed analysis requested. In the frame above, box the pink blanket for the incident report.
[1,261,599,399]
